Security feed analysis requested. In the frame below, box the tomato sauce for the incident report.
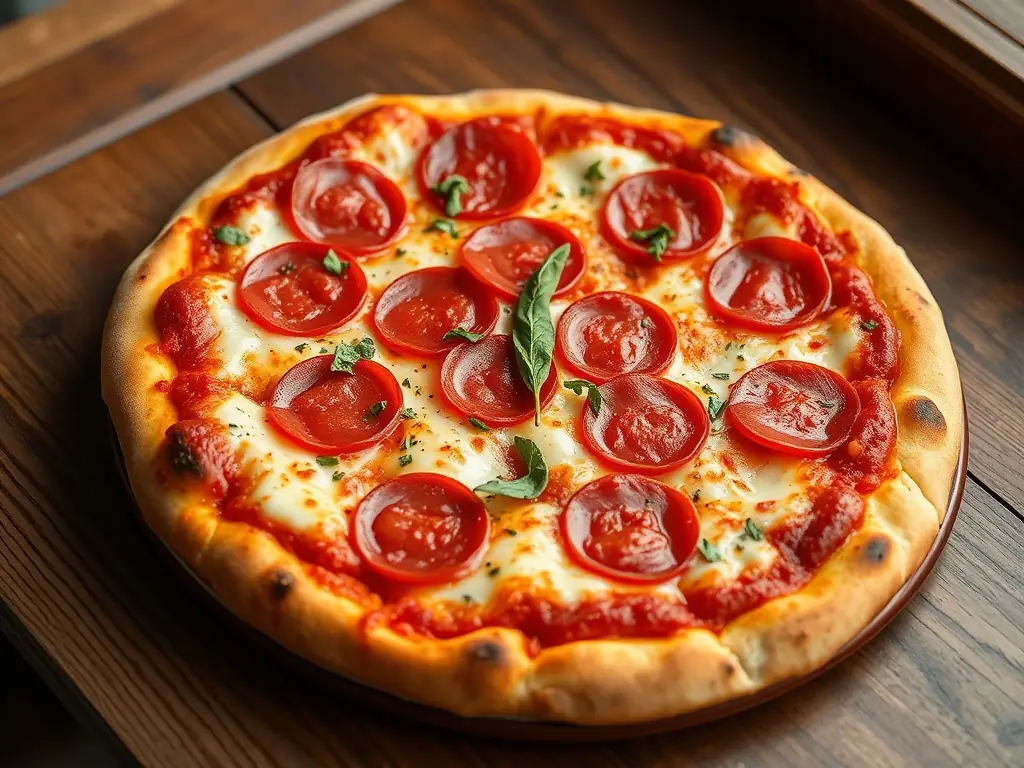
[163,419,240,498]
[542,115,686,165]
[154,275,220,369]
[829,379,899,493]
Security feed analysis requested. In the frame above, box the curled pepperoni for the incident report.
[352,473,490,584]
[269,356,402,454]
[373,267,498,357]
[163,419,239,498]
[155,275,220,369]
[237,242,367,337]
[772,484,865,570]
[289,158,406,255]
[602,169,724,263]
[440,334,556,426]
[561,474,700,583]
[727,360,861,457]
[706,237,831,332]
[556,291,677,383]
[460,217,585,300]
[418,119,542,219]
[580,374,710,474]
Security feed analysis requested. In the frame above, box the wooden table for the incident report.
[1,1,1022,765]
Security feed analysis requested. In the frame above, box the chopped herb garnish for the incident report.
[396,247,407,256]
[469,417,490,431]
[316,456,339,467]
[332,470,345,482]
[504,528,518,536]
[442,327,484,343]
[398,407,416,420]
[712,372,731,380]
[474,436,548,499]
[817,399,837,409]
[430,174,471,217]
[488,567,501,577]
[213,225,250,246]
[330,337,375,373]
[323,249,347,276]
[228,423,239,429]
[399,454,414,467]
[629,223,676,262]
[364,401,387,420]
[400,435,415,451]
[462,594,474,604]
[401,378,411,388]
[692,489,701,503]
[861,319,879,331]
[743,518,764,541]
[736,354,745,361]
[698,538,721,562]
[425,218,459,238]
[579,185,592,196]
[563,378,602,415]
[279,262,296,275]
[583,160,605,182]
[701,383,716,395]
[708,394,726,420]
[554,190,565,198]
[640,316,654,329]
[294,343,309,353]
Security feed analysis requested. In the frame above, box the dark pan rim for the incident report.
[110,399,968,741]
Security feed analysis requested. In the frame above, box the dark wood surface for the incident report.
[1,0,1022,766]
[0,0,400,196]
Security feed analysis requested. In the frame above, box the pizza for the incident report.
[102,90,962,725]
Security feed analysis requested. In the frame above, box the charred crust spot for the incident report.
[911,290,932,308]
[269,569,295,600]
[166,431,203,477]
[863,537,890,565]
[712,125,755,148]
[904,396,947,436]
[466,638,505,664]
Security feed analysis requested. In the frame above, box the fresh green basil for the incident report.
[323,249,347,276]
[330,337,375,373]
[442,328,484,343]
[563,379,602,415]
[430,175,471,217]
[512,243,570,426]
[213,225,250,246]
[474,436,548,499]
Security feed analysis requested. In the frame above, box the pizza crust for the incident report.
[102,90,961,725]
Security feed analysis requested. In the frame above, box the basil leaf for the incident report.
[398,407,416,419]
[316,456,339,467]
[364,401,386,420]
[323,249,348,276]
[861,319,879,331]
[711,372,730,380]
[563,379,601,415]
[399,454,413,467]
[474,436,548,499]
[468,417,490,431]
[743,518,764,541]
[331,470,345,481]
[214,226,250,246]
[425,218,458,238]
[629,223,675,261]
[698,538,721,562]
[330,337,375,373]
[512,243,571,425]
[583,161,605,182]
[708,394,726,421]
[442,327,484,343]
[430,175,471,217]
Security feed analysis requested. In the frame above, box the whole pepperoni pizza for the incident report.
[102,91,963,724]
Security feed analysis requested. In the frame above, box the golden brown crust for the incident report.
[102,90,960,725]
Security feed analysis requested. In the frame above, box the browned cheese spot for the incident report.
[269,569,295,600]
[903,396,947,439]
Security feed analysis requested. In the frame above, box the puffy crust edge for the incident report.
[101,90,958,725]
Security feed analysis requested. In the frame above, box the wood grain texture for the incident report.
[237,0,1024,509]
[0,0,401,196]
[957,0,1024,46]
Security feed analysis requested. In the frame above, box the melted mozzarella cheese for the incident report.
[192,126,866,607]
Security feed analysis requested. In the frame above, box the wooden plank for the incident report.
[917,0,1024,65]
[0,0,402,196]
[0,0,182,89]
[957,0,1024,46]
[237,0,1024,509]
[0,9,1019,768]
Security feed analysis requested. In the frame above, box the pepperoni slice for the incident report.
[269,356,402,453]
[289,158,406,255]
[561,474,700,583]
[726,360,861,457]
[417,120,542,219]
[352,473,490,584]
[460,217,586,300]
[580,374,710,473]
[706,237,831,331]
[556,292,676,382]
[601,169,724,262]
[440,334,557,426]
[238,242,367,336]
[373,267,499,357]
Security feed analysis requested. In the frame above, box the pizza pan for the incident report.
[110,402,967,740]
